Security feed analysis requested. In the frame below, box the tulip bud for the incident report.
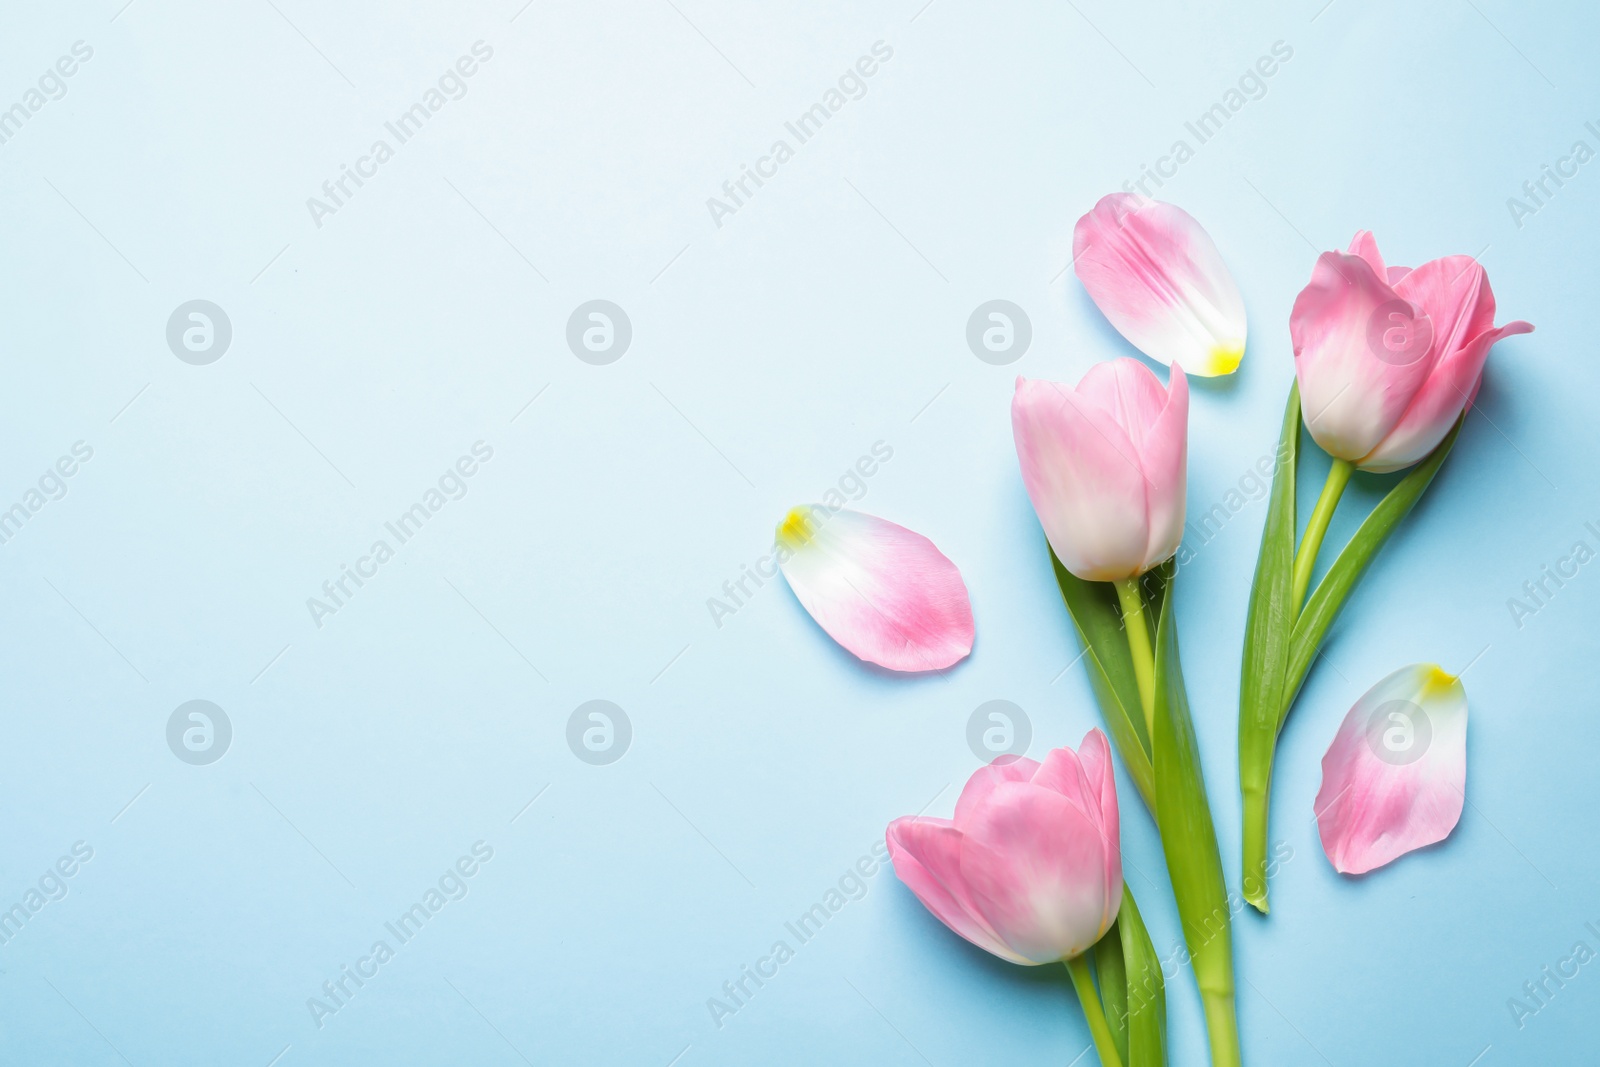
[1012,359,1188,581]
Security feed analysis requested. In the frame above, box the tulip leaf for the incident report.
[1117,887,1166,1066]
[1280,413,1464,728]
[1049,546,1156,810]
[1093,921,1130,1066]
[1236,382,1299,907]
[1151,585,1234,1017]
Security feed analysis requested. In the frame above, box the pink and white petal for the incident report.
[1075,729,1119,833]
[1027,745,1094,820]
[1074,359,1169,450]
[1358,258,1534,471]
[1395,256,1500,360]
[1135,363,1188,571]
[1029,733,1121,916]
[1359,318,1532,472]
[887,818,1027,963]
[1291,251,1435,462]
[954,757,1043,827]
[1012,377,1151,581]
[1347,230,1390,278]
[1315,664,1469,875]
[777,507,974,672]
[1074,194,1247,376]
[1071,359,1187,570]
[960,783,1121,963]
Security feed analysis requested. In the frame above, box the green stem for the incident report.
[1112,577,1156,740]
[1241,782,1271,914]
[1065,955,1125,1067]
[1289,458,1353,611]
[1202,988,1243,1067]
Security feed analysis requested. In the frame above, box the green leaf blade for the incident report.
[1236,382,1300,909]
[1093,921,1130,1066]
[1152,590,1234,1004]
[1117,888,1166,1066]
[1238,383,1299,783]
[1050,546,1156,811]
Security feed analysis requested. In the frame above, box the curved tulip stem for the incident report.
[1112,578,1157,740]
[1290,458,1353,610]
[1064,955,1125,1067]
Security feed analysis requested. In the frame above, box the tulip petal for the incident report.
[886,817,1027,964]
[1291,251,1436,462]
[777,507,974,672]
[1135,364,1187,570]
[954,756,1042,826]
[1071,361,1189,572]
[1012,376,1151,581]
[1347,230,1390,279]
[1029,730,1116,834]
[1361,258,1533,472]
[960,783,1122,963]
[1397,255,1498,355]
[1074,193,1247,376]
[1315,664,1468,875]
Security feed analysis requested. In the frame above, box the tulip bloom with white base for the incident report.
[1315,663,1468,875]
[888,731,1130,1065]
[1291,231,1533,474]
[1074,193,1248,377]
[775,506,973,673]
[1011,359,1189,584]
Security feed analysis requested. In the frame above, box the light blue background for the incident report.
[2,0,1596,1063]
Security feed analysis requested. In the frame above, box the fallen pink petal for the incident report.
[1315,663,1469,875]
[776,506,973,672]
[1074,193,1248,376]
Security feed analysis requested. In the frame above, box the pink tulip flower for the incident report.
[887,730,1122,964]
[1291,231,1533,473]
[1012,359,1188,582]
[1074,193,1248,377]
[776,506,973,672]
[1315,663,1468,875]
